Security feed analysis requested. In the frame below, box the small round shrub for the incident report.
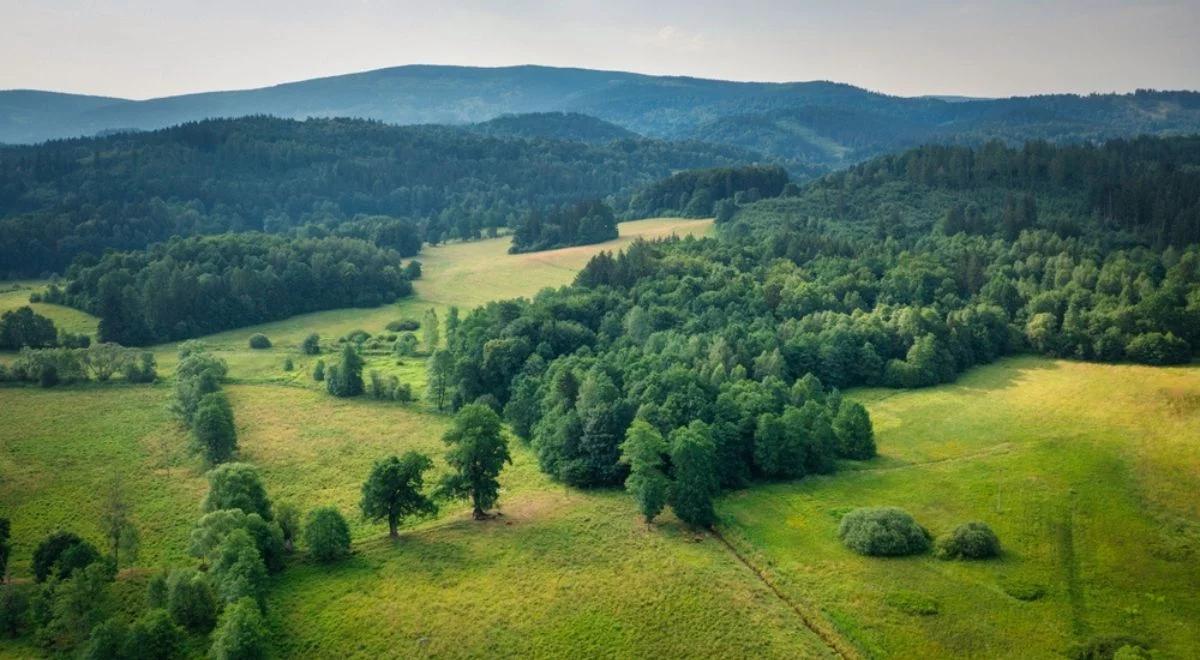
[343,329,372,344]
[312,360,325,382]
[1001,579,1045,602]
[386,319,420,332]
[934,521,1000,560]
[838,507,930,557]
[303,507,351,563]
[283,357,294,372]
[301,332,321,355]
[248,334,271,350]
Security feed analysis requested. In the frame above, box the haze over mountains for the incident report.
[3,64,1200,171]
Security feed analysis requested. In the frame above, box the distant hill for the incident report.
[0,114,761,275]
[470,112,639,143]
[4,65,1199,170]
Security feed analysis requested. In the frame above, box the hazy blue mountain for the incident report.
[3,65,1199,170]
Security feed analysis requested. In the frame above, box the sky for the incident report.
[3,0,1199,100]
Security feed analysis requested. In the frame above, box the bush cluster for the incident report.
[838,507,931,557]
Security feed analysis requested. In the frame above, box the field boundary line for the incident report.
[709,526,860,660]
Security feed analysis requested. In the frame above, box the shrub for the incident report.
[123,608,183,660]
[1125,332,1190,365]
[342,329,371,344]
[0,585,28,638]
[282,357,293,372]
[303,507,351,563]
[838,507,931,556]
[312,359,325,381]
[247,334,271,349]
[1068,636,1151,660]
[32,532,100,582]
[935,521,1001,559]
[386,319,420,332]
[122,352,157,383]
[192,392,238,464]
[301,333,320,355]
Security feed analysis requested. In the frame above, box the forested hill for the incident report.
[3,64,1198,170]
[444,135,1200,494]
[469,112,639,143]
[735,135,1200,248]
[0,115,759,276]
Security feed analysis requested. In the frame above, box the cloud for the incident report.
[638,25,706,52]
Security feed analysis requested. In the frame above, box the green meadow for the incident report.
[2,217,1197,657]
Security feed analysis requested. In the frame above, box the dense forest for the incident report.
[442,136,1200,496]
[753,136,1200,247]
[45,233,414,345]
[0,115,760,276]
[469,112,639,143]
[625,165,790,219]
[509,199,618,253]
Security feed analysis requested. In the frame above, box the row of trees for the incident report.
[0,343,156,387]
[171,343,237,464]
[0,115,757,275]
[44,232,416,345]
[0,305,90,351]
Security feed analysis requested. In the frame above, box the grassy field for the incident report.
[720,357,1200,658]
[3,217,1198,658]
[0,218,836,658]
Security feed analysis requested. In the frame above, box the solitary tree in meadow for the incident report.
[422,308,440,352]
[361,452,437,538]
[439,404,511,520]
[427,350,454,411]
[619,419,671,523]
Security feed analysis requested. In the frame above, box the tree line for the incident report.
[43,232,415,345]
[625,164,790,219]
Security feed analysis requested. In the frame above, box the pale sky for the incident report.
[3,0,1198,100]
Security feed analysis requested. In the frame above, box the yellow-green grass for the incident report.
[414,217,712,308]
[719,357,1200,658]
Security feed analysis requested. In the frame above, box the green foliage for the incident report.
[934,521,1001,560]
[1000,579,1045,602]
[326,344,364,398]
[165,568,217,633]
[193,392,238,464]
[209,597,270,660]
[81,618,126,660]
[123,608,183,660]
[98,475,139,568]
[439,404,512,519]
[426,350,454,411]
[511,199,618,253]
[421,308,440,352]
[0,306,57,349]
[189,509,285,574]
[312,359,325,381]
[1067,636,1151,660]
[838,507,931,557]
[0,584,28,638]
[274,502,302,553]
[171,350,228,426]
[247,333,272,349]
[386,319,420,332]
[208,529,269,607]
[202,463,273,520]
[0,114,750,275]
[361,452,437,538]
[45,233,413,345]
[36,563,113,652]
[301,332,321,355]
[31,532,100,583]
[832,401,875,460]
[627,165,788,219]
[393,332,419,356]
[620,420,671,523]
[0,518,9,581]
[303,507,351,563]
[669,422,719,528]
[1125,332,1191,365]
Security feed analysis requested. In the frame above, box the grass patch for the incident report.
[884,590,940,616]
